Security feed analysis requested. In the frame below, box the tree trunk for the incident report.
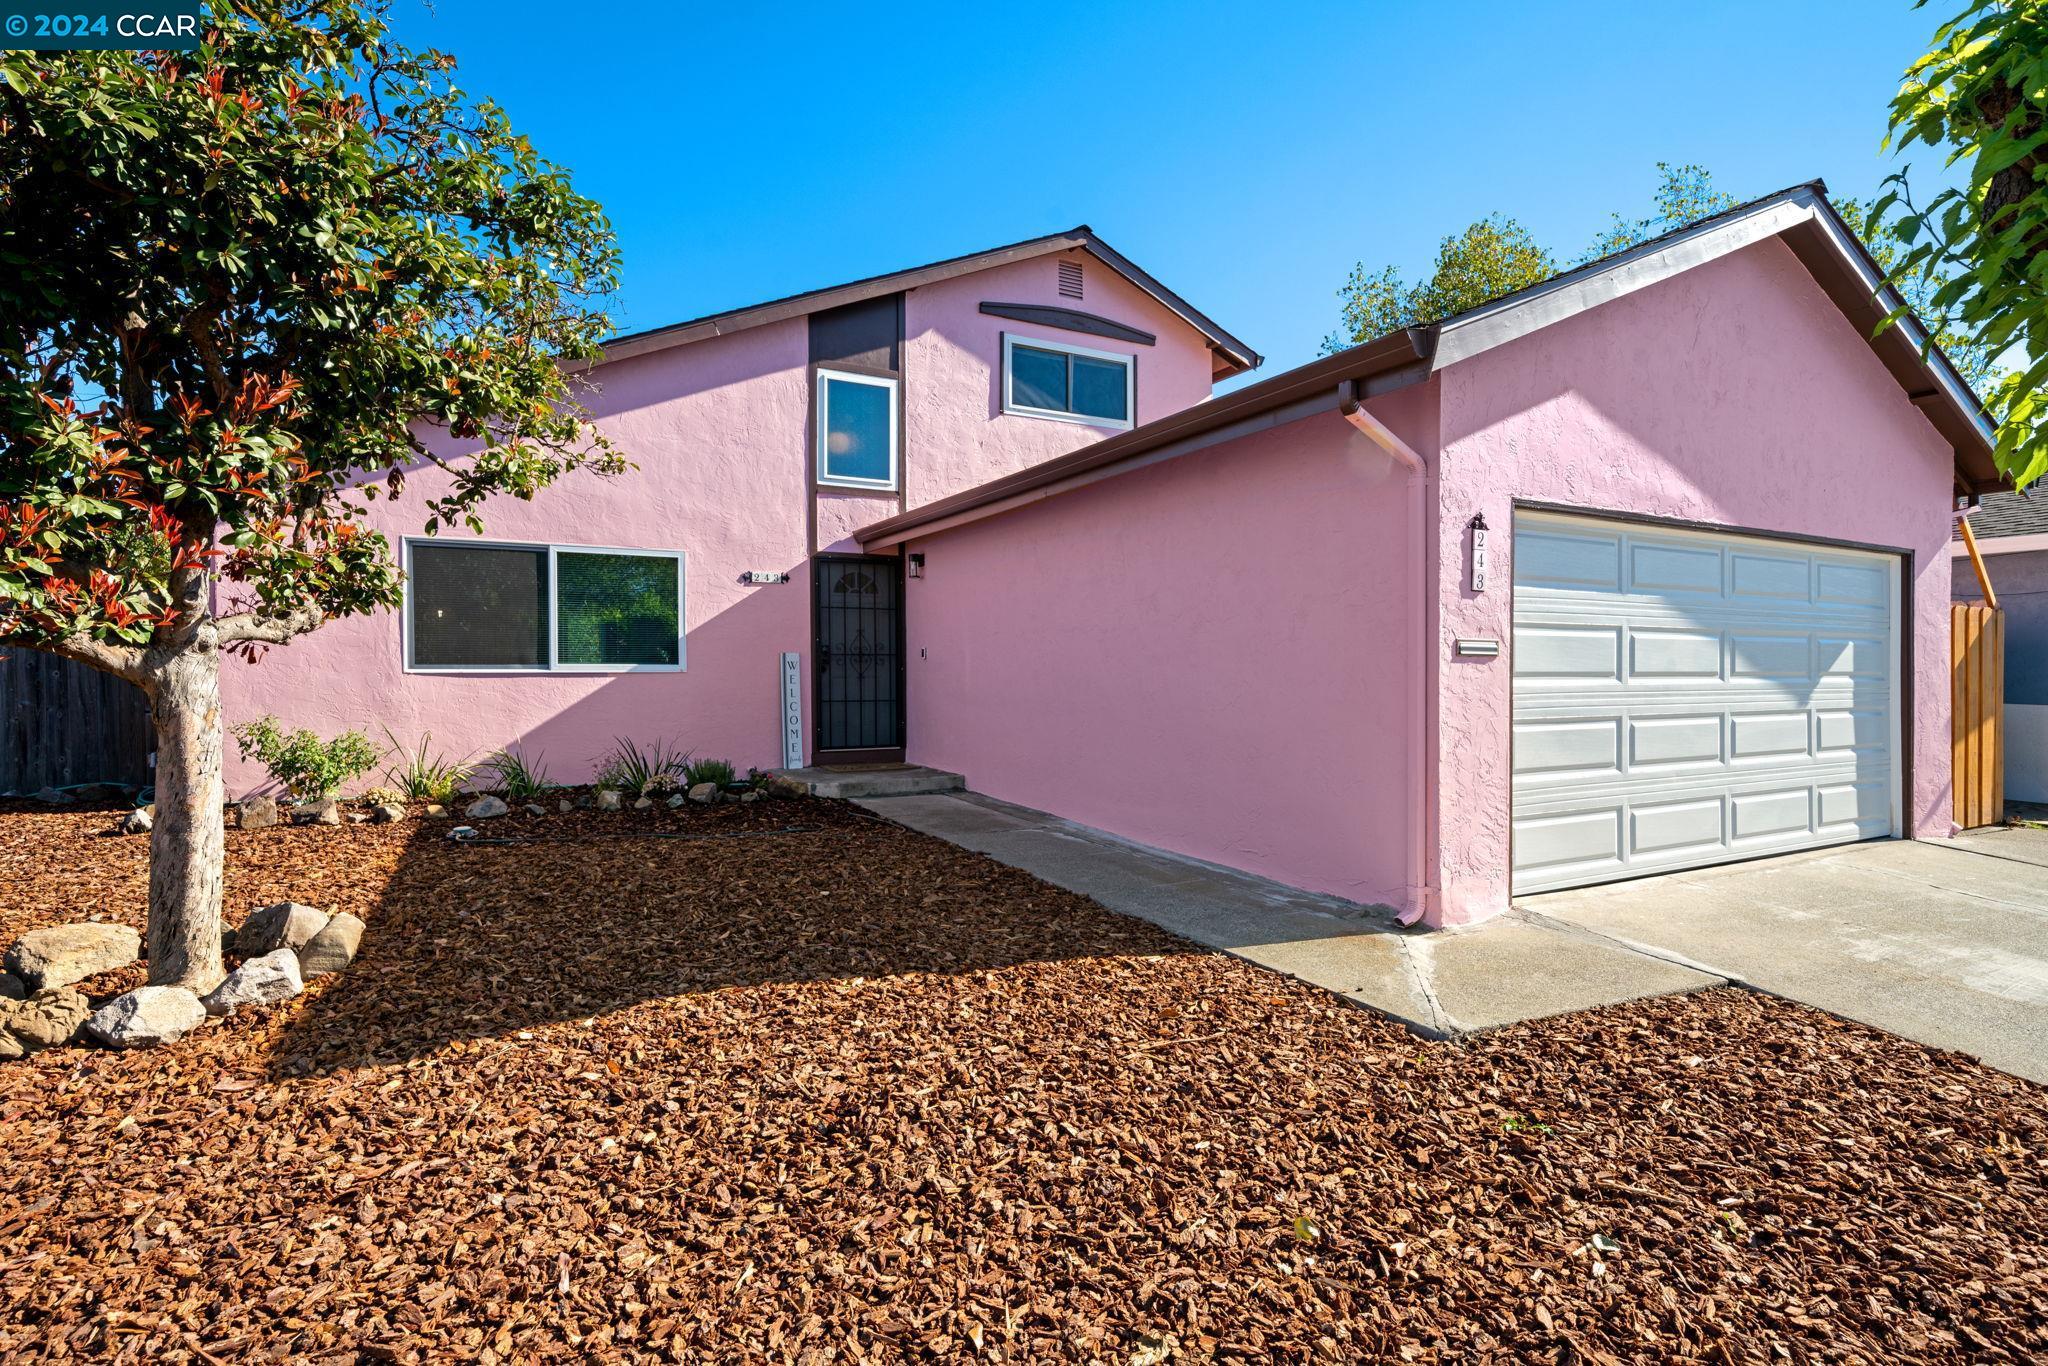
[144,645,227,992]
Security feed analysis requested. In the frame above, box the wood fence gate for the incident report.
[0,646,152,795]
[1952,602,2005,829]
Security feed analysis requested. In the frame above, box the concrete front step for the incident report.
[775,765,966,799]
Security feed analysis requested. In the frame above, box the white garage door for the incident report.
[1511,511,1902,895]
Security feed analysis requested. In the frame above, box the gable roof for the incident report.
[859,181,2003,550]
[1959,490,2047,539]
[585,227,1260,379]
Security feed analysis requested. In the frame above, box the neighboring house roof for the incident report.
[859,181,2003,551]
[584,227,1261,379]
[1959,490,2048,539]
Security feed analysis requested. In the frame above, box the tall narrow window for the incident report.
[816,369,899,489]
[1001,334,1133,429]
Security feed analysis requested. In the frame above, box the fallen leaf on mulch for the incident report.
[0,796,2043,1362]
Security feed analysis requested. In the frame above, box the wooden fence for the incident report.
[1951,602,2005,830]
[0,646,152,795]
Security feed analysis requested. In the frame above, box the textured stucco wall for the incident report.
[902,383,1436,912]
[901,251,1217,508]
[219,319,818,792]
[217,251,1227,793]
[1432,237,1959,924]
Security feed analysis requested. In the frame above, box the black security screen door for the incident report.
[813,555,905,758]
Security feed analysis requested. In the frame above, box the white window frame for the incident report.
[1001,333,1135,431]
[815,368,901,490]
[402,536,686,675]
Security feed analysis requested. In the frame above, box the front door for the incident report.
[812,554,905,762]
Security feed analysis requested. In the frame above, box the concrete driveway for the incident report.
[1519,826,2048,1084]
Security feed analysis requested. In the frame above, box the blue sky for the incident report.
[382,0,1949,387]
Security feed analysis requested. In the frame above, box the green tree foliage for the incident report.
[1324,217,1554,353]
[1837,196,2005,398]
[0,0,623,987]
[1581,162,1737,260]
[1878,0,2048,488]
[1325,163,1726,353]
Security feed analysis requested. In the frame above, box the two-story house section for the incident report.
[220,229,1257,784]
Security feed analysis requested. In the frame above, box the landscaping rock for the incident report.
[86,986,206,1049]
[666,793,687,809]
[5,922,142,991]
[201,949,303,1017]
[558,798,576,814]
[117,807,153,835]
[30,786,73,806]
[466,795,509,820]
[371,802,407,823]
[0,972,23,1001]
[764,774,809,799]
[238,795,279,830]
[298,912,364,977]
[741,790,764,804]
[424,803,449,818]
[688,782,718,805]
[523,803,545,817]
[235,902,331,958]
[291,797,342,826]
[595,789,622,811]
[3,986,91,1052]
[633,795,654,810]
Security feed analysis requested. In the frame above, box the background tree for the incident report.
[1581,161,1737,259]
[1323,216,1554,352]
[1323,163,1722,352]
[1878,0,2047,489]
[0,0,623,990]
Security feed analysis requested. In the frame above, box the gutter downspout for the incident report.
[1957,509,1999,609]
[1339,379,1436,926]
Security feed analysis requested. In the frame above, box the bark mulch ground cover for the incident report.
[0,796,2043,1364]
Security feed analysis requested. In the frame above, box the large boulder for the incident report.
[237,795,279,830]
[86,986,207,1049]
[2,986,91,1053]
[5,923,142,992]
[299,913,364,977]
[201,949,303,1017]
[235,902,330,958]
[465,795,509,820]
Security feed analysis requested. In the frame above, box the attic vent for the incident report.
[1058,259,1084,299]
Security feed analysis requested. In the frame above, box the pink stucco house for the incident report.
[222,182,2004,928]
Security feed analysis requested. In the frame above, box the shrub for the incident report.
[381,728,476,804]
[594,737,689,795]
[361,785,406,806]
[682,756,737,789]
[484,746,554,801]
[232,717,382,801]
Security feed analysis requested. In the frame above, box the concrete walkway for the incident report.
[860,791,2048,1084]
[856,791,1718,1038]
[1523,827,2048,1084]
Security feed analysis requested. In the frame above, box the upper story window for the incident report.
[816,368,900,490]
[405,539,684,673]
[1001,334,1133,430]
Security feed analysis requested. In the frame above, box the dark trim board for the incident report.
[1511,499,1914,560]
[978,302,1157,346]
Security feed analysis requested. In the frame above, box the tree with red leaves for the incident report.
[0,1,624,991]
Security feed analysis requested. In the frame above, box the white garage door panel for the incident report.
[1511,512,1901,894]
